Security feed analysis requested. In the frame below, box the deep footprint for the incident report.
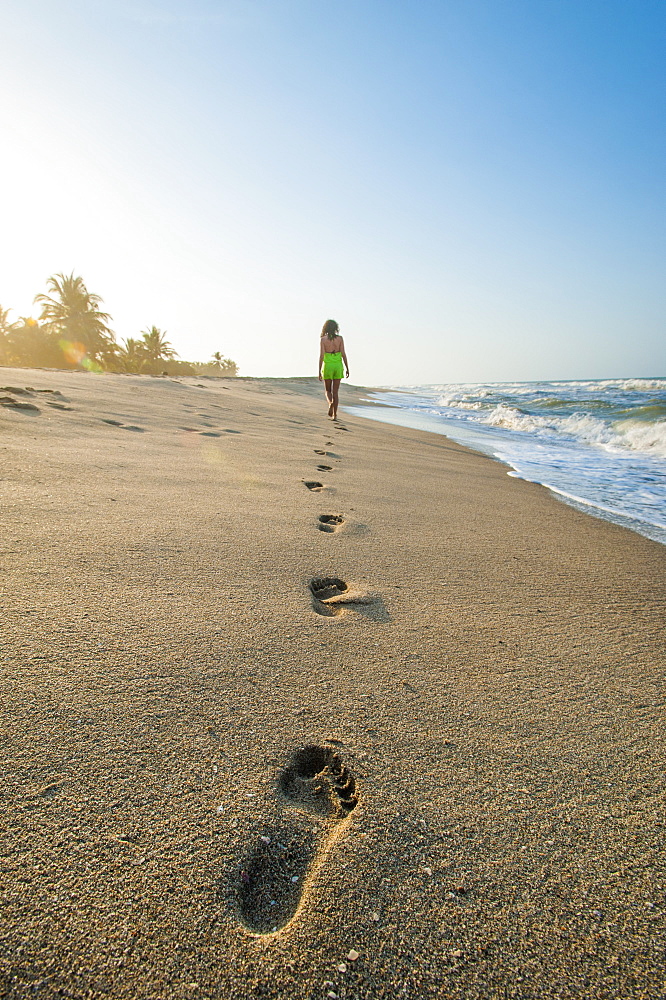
[314,449,326,455]
[318,514,345,533]
[309,577,375,617]
[310,576,348,616]
[279,745,358,814]
[303,481,324,491]
[0,398,39,411]
[237,745,358,934]
[310,577,348,600]
[316,464,333,472]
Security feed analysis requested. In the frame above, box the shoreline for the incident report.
[344,387,666,547]
[2,368,665,999]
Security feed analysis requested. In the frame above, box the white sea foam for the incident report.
[596,378,666,392]
[613,418,666,457]
[476,406,666,456]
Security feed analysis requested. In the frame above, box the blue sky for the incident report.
[1,0,664,384]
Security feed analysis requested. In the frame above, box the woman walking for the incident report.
[318,319,349,420]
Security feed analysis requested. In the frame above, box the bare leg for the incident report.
[331,379,341,419]
[324,378,334,417]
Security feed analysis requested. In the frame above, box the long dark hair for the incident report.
[321,319,339,339]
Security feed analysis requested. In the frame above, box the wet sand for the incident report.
[1,368,665,999]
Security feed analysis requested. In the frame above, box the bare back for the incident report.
[321,335,343,353]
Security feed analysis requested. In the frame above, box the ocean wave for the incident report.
[617,403,666,420]
[407,378,666,460]
[481,404,611,442]
[613,418,666,457]
[599,378,666,392]
[538,396,618,411]
[551,378,666,393]
[435,396,487,410]
[439,403,666,457]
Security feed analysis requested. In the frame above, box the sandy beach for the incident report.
[1,368,665,1000]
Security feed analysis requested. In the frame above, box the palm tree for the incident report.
[34,273,117,365]
[115,337,147,373]
[209,350,238,376]
[140,326,177,366]
[0,305,15,337]
[0,306,16,365]
[3,317,62,368]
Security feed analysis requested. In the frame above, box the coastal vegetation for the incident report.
[0,273,238,376]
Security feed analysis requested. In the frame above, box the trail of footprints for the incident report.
[1,384,246,436]
[234,417,382,936]
[1,385,72,412]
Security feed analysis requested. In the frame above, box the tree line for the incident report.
[0,273,238,377]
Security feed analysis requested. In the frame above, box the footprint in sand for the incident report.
[236,745,358,934]
[101,419,145,431]
[314,449,326,455]
[0,396,39,411]
[310,577,348,616]
[318,514,345,533]
[316,464,333,472]
[303,481,324,491]
[1,386,33,396]
[309,577,378,618]
[1,386,71,412]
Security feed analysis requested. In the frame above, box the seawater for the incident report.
[345,378,666,546]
